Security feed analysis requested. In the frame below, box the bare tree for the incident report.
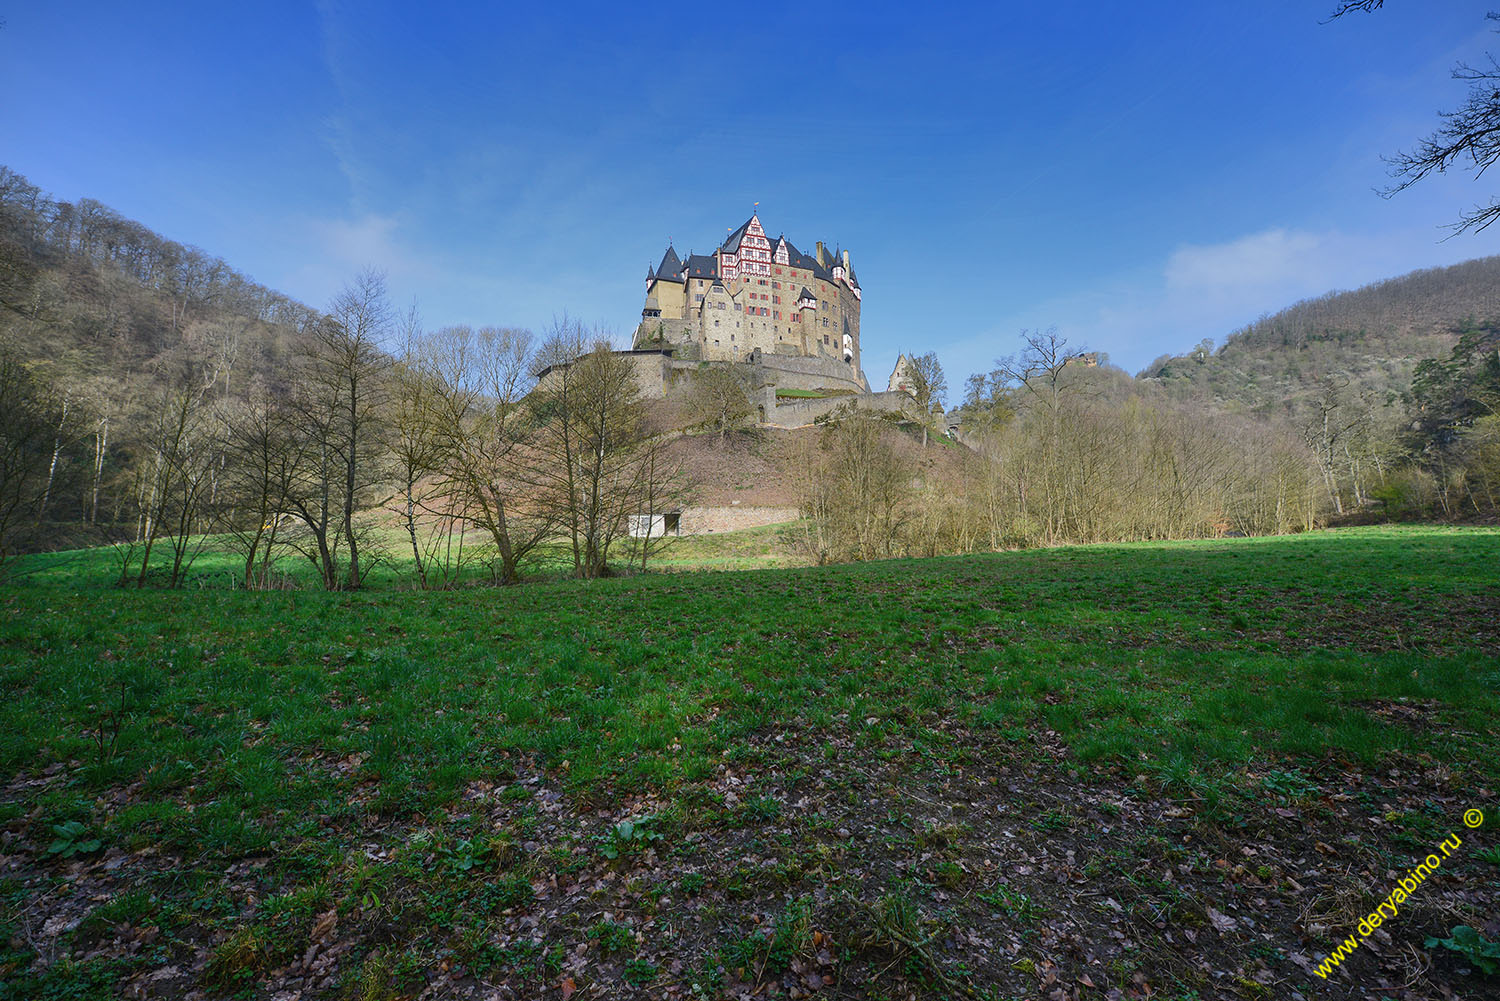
[220,383,302,588]
[992,328,1089,544]
[906,351,948,446]
[801,410,914,563]
[681,366,757,444]
[127,354,222,586]
[413,324,550,585]
[1331,5,1500,234]
[387,307,451,588]
[530,324,657,578]
[285,270,393,590]
[1299,377,1368,515]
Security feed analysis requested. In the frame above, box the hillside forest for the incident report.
[1,165,1497,583]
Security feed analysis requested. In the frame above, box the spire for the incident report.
[654,245,684,280]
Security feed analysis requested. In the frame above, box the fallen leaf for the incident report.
[1206,906,1238,932]
[311,908,338,942]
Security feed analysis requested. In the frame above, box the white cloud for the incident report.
[1165,228,1326,296]
[271,213,429,310]
[309,214,410,275]
[928,224,1497,381]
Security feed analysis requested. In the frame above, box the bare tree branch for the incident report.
[1332,6,1500,235]
[1326,0,1384,19]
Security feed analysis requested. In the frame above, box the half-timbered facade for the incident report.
[636,212,862,377]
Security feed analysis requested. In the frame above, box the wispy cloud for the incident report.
[310,214,412,274]
[1166,228,1326,298]
[934,225,1491,381]
[275,213,427,310]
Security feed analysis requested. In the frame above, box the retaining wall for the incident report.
[679,505,800,534]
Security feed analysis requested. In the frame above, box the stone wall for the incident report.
[543,348,878,410]
[763,390,919,428]
[679,505,800,534]
[756,351,869,393]
[659,351,867,400]
[634,317,695,349]
[534,350,674,400]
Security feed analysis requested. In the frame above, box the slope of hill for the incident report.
[1140,255,1500,416]
[0,165,315,392]
[659,422,970,509]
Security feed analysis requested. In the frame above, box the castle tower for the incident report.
[633,212,862,385]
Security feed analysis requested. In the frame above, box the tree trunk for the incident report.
[90,415,108,525]
[37,395,68,524]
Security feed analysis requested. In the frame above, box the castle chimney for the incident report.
[842,249,850,271]
[816,241,825,266]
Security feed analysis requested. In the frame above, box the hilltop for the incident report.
[1139,255,1500,416]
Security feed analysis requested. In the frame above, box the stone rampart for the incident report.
[755,352,869,394]
[764,390,919,428]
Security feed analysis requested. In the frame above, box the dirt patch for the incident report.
[4,724,1493,1000]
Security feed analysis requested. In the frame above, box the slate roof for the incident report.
[653,246,684,282]
[687,220,852,286]
[797,286,818,303]
[683,253,719,279]
[721,216,756,253]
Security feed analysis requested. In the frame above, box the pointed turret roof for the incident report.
[653,245,684,282]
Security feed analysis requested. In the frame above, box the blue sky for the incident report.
[4,1,1500,385]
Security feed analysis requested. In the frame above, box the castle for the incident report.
[634,213,868,395]
[538,211,920,428]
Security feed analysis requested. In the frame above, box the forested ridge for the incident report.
[0,166,687,581]
[1133,257,1500,519]
[1140,256,1500,415]
[0,167,318,383]
[0,166,326,555]
[1,165,1497,578]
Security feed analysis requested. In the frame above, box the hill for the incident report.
[0,166,316,389]
[659,421,971,509]
[1139,255,1500,417]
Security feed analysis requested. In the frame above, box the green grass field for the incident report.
[1,526,1497,999]
[3,521,803,591]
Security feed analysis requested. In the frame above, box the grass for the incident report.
[2,524,1498,998]
[4,519,803,589]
